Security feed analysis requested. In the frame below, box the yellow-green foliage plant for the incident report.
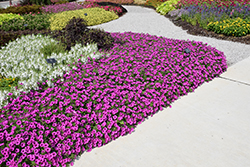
[156,0,180,15]
[0,13,24,25]
[49,7,119,31]
[207,17,250,37]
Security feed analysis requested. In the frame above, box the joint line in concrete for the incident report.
[218,76,250,86]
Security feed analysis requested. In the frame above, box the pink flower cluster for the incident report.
[0,32,227,167]
[100,6,123,13]
[41,2,84,14]
[40,2,123,15]
[79,2,123,15]
[85,0,103,2]
[84,0,134,4]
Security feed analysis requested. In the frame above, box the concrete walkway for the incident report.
[0,0,19,8]
[1,3,250,167]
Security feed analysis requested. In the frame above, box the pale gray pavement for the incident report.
[1,3,250,167]
[0,0,19,8]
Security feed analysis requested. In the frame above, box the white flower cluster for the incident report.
[0,34,111,108]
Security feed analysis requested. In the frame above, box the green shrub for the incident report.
[55,0,69,4]
[0,13,24,25]
[0,31,23,48]
[207,17,250,37]
[18,0,32,6]
[156,0,180,15]
[0,4,43,15]
[29,0,52,6]
[49,7,119,31]
[143,0,166,9]
[0,29,52,48]
[0,13,50,31]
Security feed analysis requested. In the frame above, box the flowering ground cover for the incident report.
[0,0,238,167]
[40,2,85,13]
[0,30,227,167]
[41,1,125,16]
[85,0,134,5]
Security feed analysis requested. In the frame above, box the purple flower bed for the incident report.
[40,2,124,16]
[0,32,227,167]
[169,8,190,18]
[182,3,250,22]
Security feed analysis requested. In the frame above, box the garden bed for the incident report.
[0,0,248,166]
[0,31,227,167]
[164,14,250,45]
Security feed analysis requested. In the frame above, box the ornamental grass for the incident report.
[0,31,227,167]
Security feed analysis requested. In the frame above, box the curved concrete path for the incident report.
[1,3,250,167]
[0,0,19,8]
[89,5,250,67]
[71,5,250,167]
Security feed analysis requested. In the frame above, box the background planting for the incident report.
[156,0,180,15]
[49,7,119,31]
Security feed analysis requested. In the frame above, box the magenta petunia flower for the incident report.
[0,31,228,167]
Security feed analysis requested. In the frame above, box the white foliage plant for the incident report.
[0,34,110,108]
